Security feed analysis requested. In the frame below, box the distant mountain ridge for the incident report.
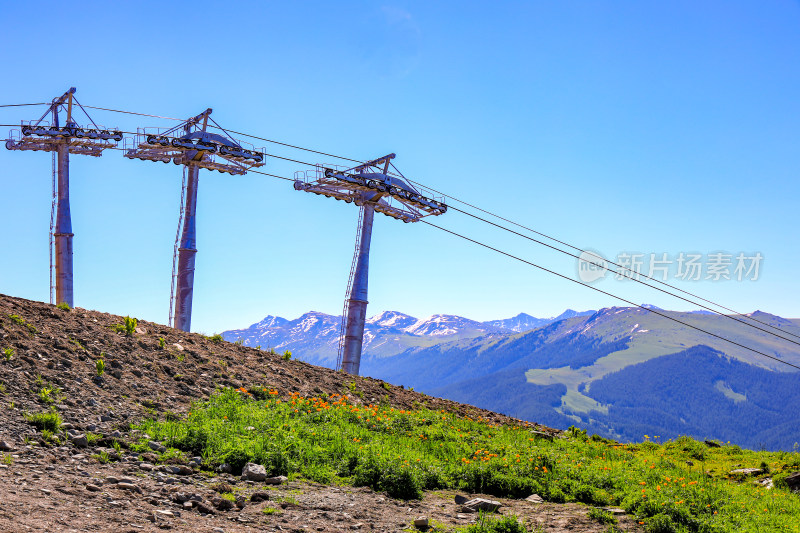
[221,308,593,365]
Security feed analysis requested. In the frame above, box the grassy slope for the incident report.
[137,387,800,533]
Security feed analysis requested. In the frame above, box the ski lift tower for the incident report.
[124,109,265,332]
[5,87,123,307]
[294,154,447,375]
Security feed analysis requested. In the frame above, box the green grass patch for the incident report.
[461,513,533,532]
[112,316,138,336]
[25,411,62,432]
[9,314,37,335]
[136,388,800,531]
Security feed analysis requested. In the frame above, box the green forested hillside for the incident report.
[365,308,800,450]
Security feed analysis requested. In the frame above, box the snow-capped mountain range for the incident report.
[221,309,595,366]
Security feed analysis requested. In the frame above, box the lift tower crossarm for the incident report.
[173,109,211,333]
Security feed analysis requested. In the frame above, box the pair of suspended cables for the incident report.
[4,102,798,369]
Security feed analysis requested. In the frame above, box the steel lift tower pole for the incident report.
[124,110,266,331]
[342,199,376,374]
[294,154,448,375]
[54,134,73,307]
[5,88,122,307]
[173,110,210,333]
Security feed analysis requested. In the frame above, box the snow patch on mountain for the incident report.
[366,311,418,329]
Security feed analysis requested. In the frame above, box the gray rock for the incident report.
[139,462,154,471]
[194,501,216,515]
[525,494,544,503]
[0,440,14,451]
[70,434,88,447]
[730,468,763,476]
[104,476,119,485]
[604,507,626,515]
[785,472,800,491]
[461,498,502,513]
[148,441,166,453]
[529,430,554,441]
[216,463,232,473]
[117,482,142,493]
[454,495,468,505]
[264,475,288,485]
[86,484,102,492]
[241,462,267,482]
[413,516,429,528]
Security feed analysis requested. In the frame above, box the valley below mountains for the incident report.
[224,307,800,451]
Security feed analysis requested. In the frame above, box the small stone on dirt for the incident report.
[525,494,544,503]
[264,475,288,485]
[413,516,429,528]
[117,482,142,493]
[147,441,166,453]
[461,498,502,513]
[70,434,88,447]
[241,462,267,481]
[194,501,216,515]
[86,484,102,492]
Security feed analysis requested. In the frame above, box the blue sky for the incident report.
[0,1,798,333]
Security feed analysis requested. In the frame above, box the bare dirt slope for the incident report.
[0,293,641,532]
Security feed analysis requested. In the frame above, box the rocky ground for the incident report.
[0,293,642,532]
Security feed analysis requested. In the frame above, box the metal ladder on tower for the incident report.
[168,166,188,328]
[49,152,56,305]
[336,204,365,371]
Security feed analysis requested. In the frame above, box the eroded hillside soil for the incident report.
[0,294,640,532]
